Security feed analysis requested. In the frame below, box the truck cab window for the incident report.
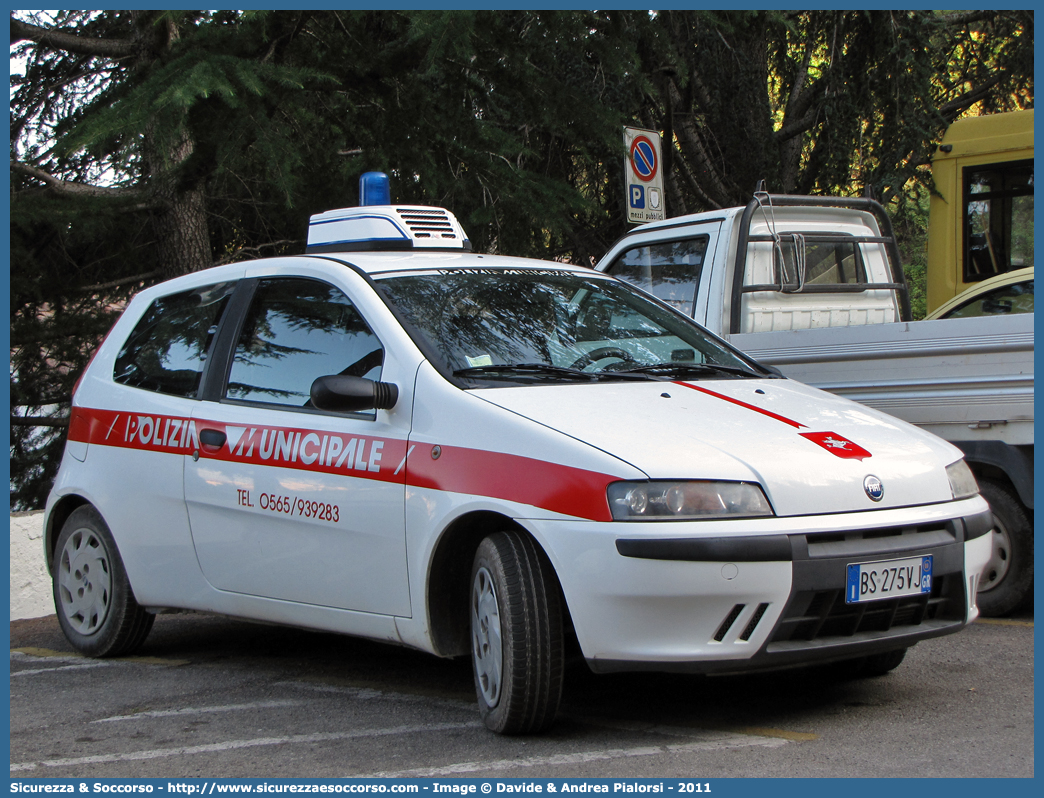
[606,237,708,317]
[963,159,1034,282]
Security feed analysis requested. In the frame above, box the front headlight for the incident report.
[946,460,979,500]
[607,480,774,521]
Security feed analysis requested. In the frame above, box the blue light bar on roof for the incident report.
[359,171,391,206]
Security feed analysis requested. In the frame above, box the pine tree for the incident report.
[634,10,1033,214]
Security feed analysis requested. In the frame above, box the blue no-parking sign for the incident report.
[624,127,664,223]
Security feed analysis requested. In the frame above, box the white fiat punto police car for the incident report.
[46,185,992,734]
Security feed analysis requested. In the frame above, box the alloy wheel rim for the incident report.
[979,514,1011,593]
[471,565,503,707]
[57,528,112,635]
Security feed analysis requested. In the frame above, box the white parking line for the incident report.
[12,650,91,665]
[10,650,118,677]
[276,679,475,710]
[11,662,114,677]
[273,680,384,700]
[93,700,303,723]
[10,721,482,772]
[11,649,189,669]
[358,732,789,778]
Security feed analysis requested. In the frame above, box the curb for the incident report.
[10,511,52,621]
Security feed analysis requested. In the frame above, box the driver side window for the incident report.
[225,278,383,410]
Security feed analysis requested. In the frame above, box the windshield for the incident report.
[375,268,770,385]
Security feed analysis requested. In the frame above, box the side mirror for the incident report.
[760,363,785,378]
[310,375,398,412]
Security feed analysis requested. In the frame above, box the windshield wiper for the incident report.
[453,363,656,382]
[618,362,765,379]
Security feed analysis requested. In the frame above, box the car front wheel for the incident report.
[470,530,564,734]
[52,505,154,657]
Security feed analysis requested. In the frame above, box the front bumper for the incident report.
[530,497,992,674]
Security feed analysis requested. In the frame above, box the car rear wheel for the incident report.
[53,506,154,657]
[470,530,564,734]
[976,480,1033,617]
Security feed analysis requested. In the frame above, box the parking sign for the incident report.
[624,127,665,224]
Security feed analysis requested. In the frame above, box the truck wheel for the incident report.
[470,530,564,734]
[976,480,1033,617]
[52,506,154,657]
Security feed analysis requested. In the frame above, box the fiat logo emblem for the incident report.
[863,475,884,502]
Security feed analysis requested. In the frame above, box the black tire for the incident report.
[976,480,1033,617]
[860,648,907,677]
[470,530,564,734]
[52,505,154,657]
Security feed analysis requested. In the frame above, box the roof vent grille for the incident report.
[398,208,458,240]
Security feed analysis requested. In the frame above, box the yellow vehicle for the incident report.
[926,109,1034,315]
[926,266,1033,320]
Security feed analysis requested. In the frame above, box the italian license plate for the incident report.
[846,555,932,604]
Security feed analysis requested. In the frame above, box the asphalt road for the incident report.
[9,610,1034,779]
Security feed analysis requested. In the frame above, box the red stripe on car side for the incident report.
[406,444,617,522]
[66,406,618,521]
[671,381,806,429]
[68,407,129,445]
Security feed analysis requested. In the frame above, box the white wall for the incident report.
[10,511,53,621]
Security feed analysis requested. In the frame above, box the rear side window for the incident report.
[776,237,866,287]
[113,283,235,398]
[606,237,708,317]
[744,235,868,291]
[225,278,383,409]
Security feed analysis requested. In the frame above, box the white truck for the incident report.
[596,194,1033,616]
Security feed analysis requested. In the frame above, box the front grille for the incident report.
[771,573,964,643]
[803,521,956,559]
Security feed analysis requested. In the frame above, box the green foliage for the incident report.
[300,10,646,261]
[637,10,1033,212]
[891,189,933,321]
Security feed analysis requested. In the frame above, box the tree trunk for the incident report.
[144,126,213,276]
[132,14,213,276]
[154,186,211,277]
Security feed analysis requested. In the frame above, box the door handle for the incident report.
[198,428,227,448]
